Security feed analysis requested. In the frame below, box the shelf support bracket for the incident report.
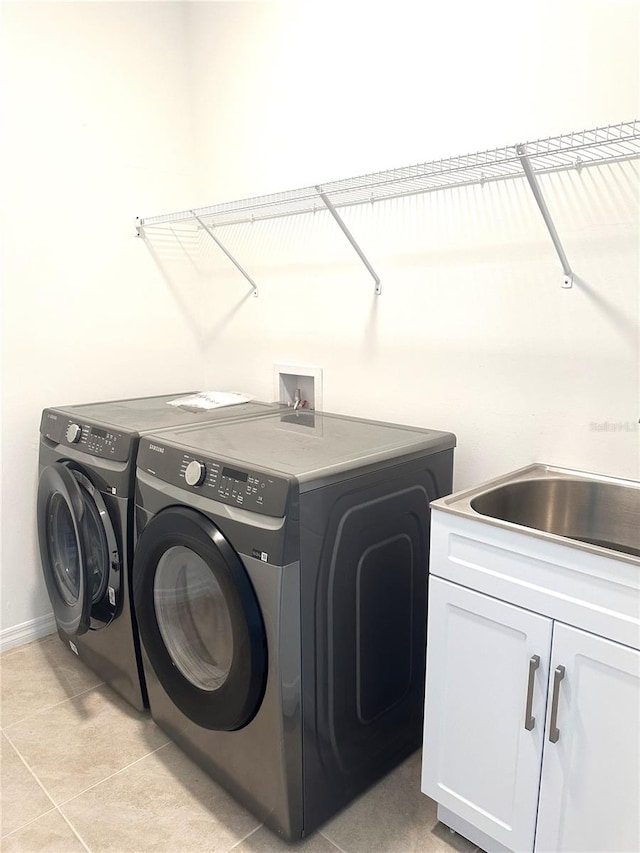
[191,212,259,297]
[516,145,573,289]
[316,187,381,295]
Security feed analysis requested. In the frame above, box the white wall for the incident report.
[182,0,639,487]
[1,0,638,642]
[0,2,204,639]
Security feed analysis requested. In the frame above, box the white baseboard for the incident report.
[0,612,57,654]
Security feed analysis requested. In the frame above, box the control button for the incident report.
[66,423,82,444]
[185,460,206,487]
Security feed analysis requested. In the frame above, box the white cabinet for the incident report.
[422,577,640,853]
[422,578,552,852]
[535,623,640,853]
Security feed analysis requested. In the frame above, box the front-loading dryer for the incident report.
[36,393,280,711]
[132,409,455,838]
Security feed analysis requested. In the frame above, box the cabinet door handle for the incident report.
[524,654,540,731]
[548,664,566,743]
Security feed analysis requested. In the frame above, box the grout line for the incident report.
[226,823,264,850]
[4,717,170,812]
[0,639,48,661]
[2,730,58,804]
[0,801,91,853]
[0,731,58,834]
[0,632,61,662]
[2,682,106,731]
[57,807,92,852]
[318,830,349,853]
[55,739,173,809]
[0,806,59,841]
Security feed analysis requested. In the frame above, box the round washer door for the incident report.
[37,464,93,635]
[38,463,120,634]
[133,506,267,731]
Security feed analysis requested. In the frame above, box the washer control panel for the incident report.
[138,439,289,517]
[40,410,131,462]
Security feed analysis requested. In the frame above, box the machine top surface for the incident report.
[40,394,281,468]
[44,393,277,433]
[142,410,456,483]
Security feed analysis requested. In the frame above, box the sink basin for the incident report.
[434,464,640,563]
[470,478,640,558]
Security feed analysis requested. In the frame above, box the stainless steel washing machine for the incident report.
[132,409,455,837]
[36,393,280,711]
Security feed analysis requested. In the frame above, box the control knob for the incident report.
[185,460,206,487]
[66,423,82,444]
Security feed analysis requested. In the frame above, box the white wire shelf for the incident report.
[138,120,640,231]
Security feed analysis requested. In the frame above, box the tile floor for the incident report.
[1,634,483,853]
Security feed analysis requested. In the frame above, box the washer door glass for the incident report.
[78,487,110,606]
[47,492,82,606]
[38,463,120,635]
[37,464,92,635]
[154,545,234,691]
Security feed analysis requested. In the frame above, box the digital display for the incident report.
[91,427,108,439]
[222,466,248,483]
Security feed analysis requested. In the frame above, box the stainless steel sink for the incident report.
[434,464,640,562]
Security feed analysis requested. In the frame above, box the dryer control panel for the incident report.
[40,410,132,462]
[138,439,290,518]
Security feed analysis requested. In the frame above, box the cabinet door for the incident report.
[535,624,640,853]
[422,577,552,852]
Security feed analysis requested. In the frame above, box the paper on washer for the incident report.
[167,391,252,411]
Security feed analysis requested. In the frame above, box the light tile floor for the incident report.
[1,635,483,853]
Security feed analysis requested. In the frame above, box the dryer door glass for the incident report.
[154,545,234,691]
[133,506,267,731]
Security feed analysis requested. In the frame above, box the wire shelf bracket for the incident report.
[191,212,259,297]
[316,187,381,295]
[517,145,574,289]
[136,215,259,297]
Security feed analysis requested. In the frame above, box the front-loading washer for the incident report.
[132,409,455,838]
[36,392,281,711]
